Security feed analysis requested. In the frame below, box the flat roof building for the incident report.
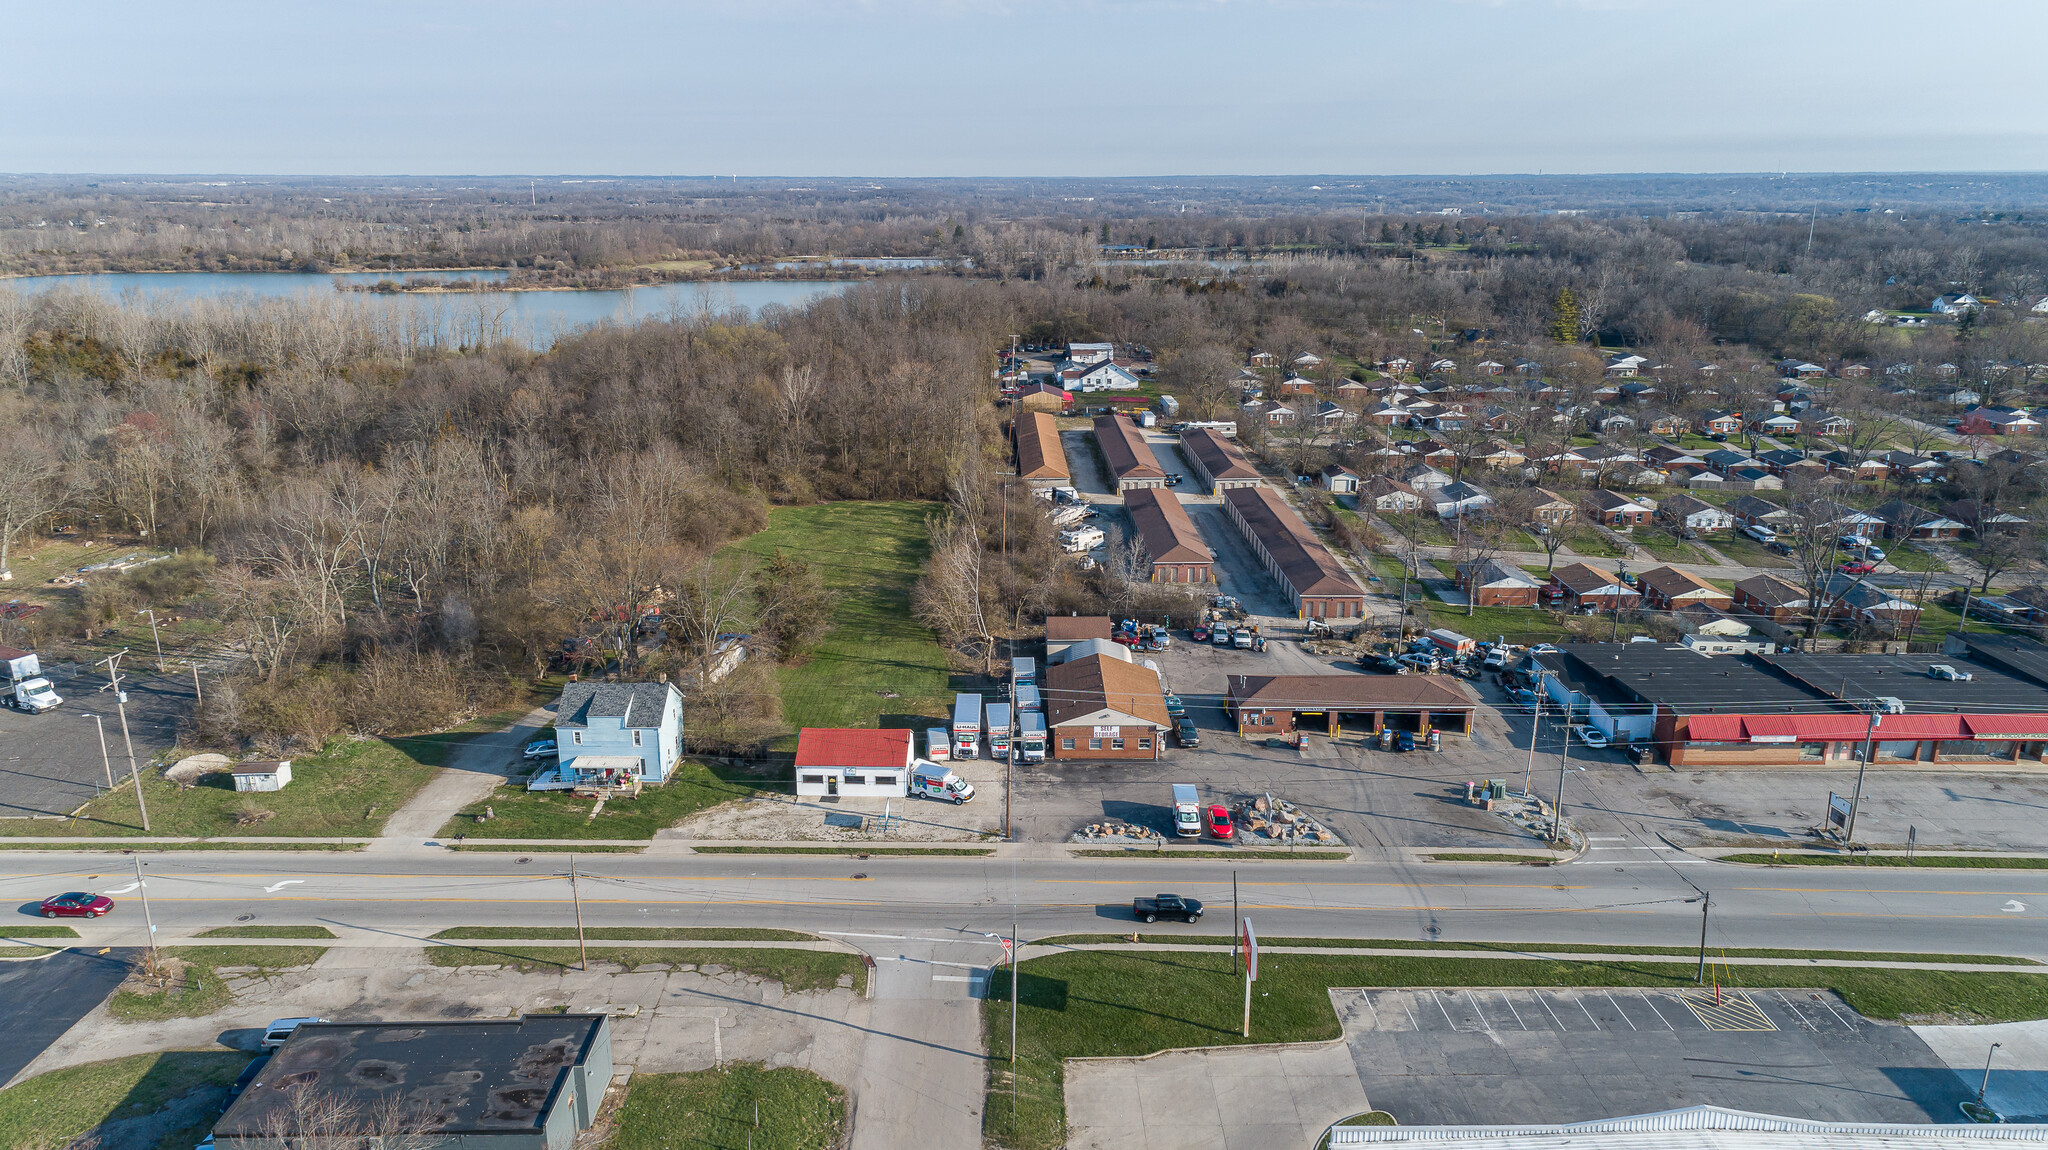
[1220,486,1366,620]
[1227,674,1476,740]
[1122,487,1213,584]
[1179,427,1263,493]
[1013,411,1070,483]
[213,1015,612,1150]
[1092,414,1167,491]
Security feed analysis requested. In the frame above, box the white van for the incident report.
[911,760,976,804]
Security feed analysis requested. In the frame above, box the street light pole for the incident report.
[1522,691,1542,799]
[1847,708,1880,844]
[142,608,164,668]
[1980,1042,2003,1103]
[570,856,588,971]
[1695,893,1710,984]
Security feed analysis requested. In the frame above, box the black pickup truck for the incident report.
[1132,893,1204,924]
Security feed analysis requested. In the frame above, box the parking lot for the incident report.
[0,662,194,819]
[1339,985,1973,1125]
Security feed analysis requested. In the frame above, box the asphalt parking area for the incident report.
[1338,986,1972,1125]
[0,665,194,819]
[0,948,135,1088]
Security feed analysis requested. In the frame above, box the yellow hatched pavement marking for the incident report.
[1677,989,1776,1031]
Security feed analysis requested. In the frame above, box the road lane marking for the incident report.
[1736,886,2048,897]
[104,882,141,894]
[2005,901,2027,913]
[264,880,304,893]
[932,974,977,983]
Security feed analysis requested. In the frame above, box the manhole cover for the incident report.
[515,857,532,865]
[236,914,255,922]
[851,873,869,880]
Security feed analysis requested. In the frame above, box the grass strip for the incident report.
[0,925,79,938]
[447,843,646,852]
[1070,849,1350,860]
[439,760,789,841]
[431,927,817,942]
[108,946,327,1021]
[0,946,59,958]
[192,925,338,939]
[423,945,864,993]
[691,845,994,856]
[612,1065,845,1150]
[1717,853,2048,869]
[984,949,2048,1150]
[0,1051,254,1150]
[1027,935,2034,965]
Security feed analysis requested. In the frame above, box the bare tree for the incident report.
[0,426,68,581]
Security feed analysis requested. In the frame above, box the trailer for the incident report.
[1059,525,1105,552]
[0,645,40,686]
[1015,684,1042,714]
[951,693,983,759]
[985,702,1013,759]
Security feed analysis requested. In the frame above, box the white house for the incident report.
[1067,342,1115,365]
[1658,493,1736,533]
[1432,481,1492,520]
[794,727,915,799]
[1932,293,1982,315]
[551,680,686,785]
[1060,361,1141,392]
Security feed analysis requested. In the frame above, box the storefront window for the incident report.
[1797,742,1827,761]
[1939,739,2016,761]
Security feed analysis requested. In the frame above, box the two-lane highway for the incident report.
[5,851,2046,957]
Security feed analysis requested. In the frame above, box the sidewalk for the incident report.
[1023,941,2046,973]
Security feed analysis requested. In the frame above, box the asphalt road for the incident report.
[6,853,2047,958]
[0,948,135,1087]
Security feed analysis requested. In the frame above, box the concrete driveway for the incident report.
[1066,1039,1370,1150]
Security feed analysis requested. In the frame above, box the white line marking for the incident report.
[1401,999,1420,1032]
[1636,990,1675,1030]
[931,974,975,983]
[1535,991,1569,1031]
[1360,991,1382,1029]
[1603,993,1637,1031]
[1433,990,1460,1031]
[1498,991,1528,1031]
[2004,900,2027,913]
[104,882,140,895]
[1576,995,1602,1031]
[1775,991,1818,1032]
[1587,836,1627,841]
[1813,995,1855,1028]
[264,880,305,893]
[925,959,984,970]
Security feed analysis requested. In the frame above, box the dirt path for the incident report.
[368,704,552,850]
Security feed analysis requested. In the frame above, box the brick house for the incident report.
[1044,653,1170,760]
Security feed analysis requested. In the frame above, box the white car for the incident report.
[1572,725,1610,749]
[523,738,558,760]
[260,1017,329,1049]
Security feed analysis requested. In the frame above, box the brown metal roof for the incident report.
[1014,411,1069,480]
[1123,487,1212,565]
[1045,653,1170,729]
[1222,486,1364,599]
[1045,615,1114,642]
[1180,428,1261,481]
[1093,414,1166,481]
[1226,673,1475,711]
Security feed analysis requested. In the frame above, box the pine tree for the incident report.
[1549,287,1582,344]
[1380,222,1396,244]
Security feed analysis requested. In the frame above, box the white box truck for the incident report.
[926,727,951,762]
[911,760,976,804]
[985,702,1013,759]
[1015,684,1042,715]
[1,645,41,686]
[1171,784,1201,838]
[1018,713,1047,762]
[1011,656,1036,687]
[951,693,983,759]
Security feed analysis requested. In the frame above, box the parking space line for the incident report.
[1359,990,1382,1029]
[1498,991,1528,1031]
[1576,995,1602,1031]
[1432,989,1460,1031]
[1774,991,1818,1032]
[1461,991,1497,1035]
[1603,992,1637,1031]
[1402,998,1420,1032]
[1535,991,1569,1031]
[1812,995,1856,1029]
[1635,990,1676,1030]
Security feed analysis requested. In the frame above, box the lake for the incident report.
[0,270,855,348]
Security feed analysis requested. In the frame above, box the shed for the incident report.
[231,760,292,792]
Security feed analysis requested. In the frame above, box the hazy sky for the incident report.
[7,0,2045,176]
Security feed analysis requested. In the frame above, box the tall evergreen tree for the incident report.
[1550,287,1582,344]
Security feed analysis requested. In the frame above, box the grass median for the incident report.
[0,1050,254,1150]
[1070,849,1350,860]
[430,926,817,942]
[192,925,337,939]
[424,944,864,992]
[108,945,327,1021]
[983,947,2048,1149]
[613,1064,845,1150]
[692,845,994,856]
[1029,934,2035,964]
[1717,853,2048,869]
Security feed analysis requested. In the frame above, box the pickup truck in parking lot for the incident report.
[1132,893,1204,924]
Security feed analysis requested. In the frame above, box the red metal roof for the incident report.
[1683,715,1745,741]
[795,728,914,769]
[1965,714,2048,739]
[1684,712,2048,744]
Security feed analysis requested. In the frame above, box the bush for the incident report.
[189,650,517,753]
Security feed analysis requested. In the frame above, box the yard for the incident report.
[1883,542,1946,573]
[719,501,953,738]
[0,1050,255,1150]
[1712,532,1796,568]
[1562,527,1625,558]
[613,1065,846,1150]
[1630,526,1715,564]
[109,946,328,1020]
[981,947,2048,1150]
[439,760,789,839]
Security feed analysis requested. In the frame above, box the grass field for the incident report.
[1718,852,2048,869]
[613,1065,845,1150]
[1631,527,1714,564]
[982,948,2048,1149]
[1883,542,1946,573]
[1070,848,1350,860]
[438,760,787,839]
[1563,527,1625,558]
[720,501,952,740]
[108,946,327,1021]
[1711,532,1795,568]
[17,733,458,839]
[423,945,863,992]
[0,925,78,939]
[192,925,337,938]
[691,845,994,856]
[430,926,818,941]
[0,1051,254,1150]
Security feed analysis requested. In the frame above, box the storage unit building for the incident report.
[1220,485,1366,619]
[1093,414,1168,491]
[1122,486,1214,584]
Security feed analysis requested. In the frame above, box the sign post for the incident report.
[1826,792,1851,838]
[1241,920,1259,1038]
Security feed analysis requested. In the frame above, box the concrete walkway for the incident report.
[1022,942,2046,974]
[1915,1019,2048,1121]
[1066,1038,1369,1150]
[367,704,554,851]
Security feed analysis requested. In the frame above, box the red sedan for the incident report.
[40,892,113,918]
[1206,805,1234,840]
[1840,560,1878,575]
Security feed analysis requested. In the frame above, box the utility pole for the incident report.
[190,662,203,703]
[1550,700,1575,844]
[1522,692,1542,799]
[134,856,157,958]
[91,714,114,791]
[141,608,164,668]
[99,651,147,832]
[570,856,588,971]
[1695,893,1710,983]
[1847,707,1880,843]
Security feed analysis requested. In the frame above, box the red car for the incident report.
[40,892,113,918]
[1840,560,1878,575]
[1206,805,1234,840]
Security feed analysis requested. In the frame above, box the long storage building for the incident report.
[1180,427,1263,493]
[1014,411,1070,484]
[1093,414,1168,491]
[1221,486,1367,620]
[1122,487,1213,584]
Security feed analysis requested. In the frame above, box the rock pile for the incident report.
[1236,796,1341,844]
[1073,821,1160,842]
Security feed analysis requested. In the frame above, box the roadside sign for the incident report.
[1827,792,1851,830]
[1243,920,1258,982]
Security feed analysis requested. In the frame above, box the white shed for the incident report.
[232,760,293,792]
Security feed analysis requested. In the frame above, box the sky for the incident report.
[5,0,2045,176]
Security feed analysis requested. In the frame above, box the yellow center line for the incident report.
[1734,886,2048,897]
[1040,879,1588,891]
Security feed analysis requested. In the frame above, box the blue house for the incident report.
[552,681,685,785]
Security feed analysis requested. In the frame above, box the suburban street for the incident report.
[8,851,2048,958]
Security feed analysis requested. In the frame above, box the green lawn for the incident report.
[192,925,337,939]
[1564,527,1624,558]
[430,926,818,941]
[423,945,863,992]
[1884,542,1946,573]
[15,733,457,838]
[1719,853,2048,869]
[438,760,787,839]
[1712,532,1794,568]
[0,925,78,939]
[0,1051,254,1150]
[1631,527,1714,564]
[109,946,327,1021]
[984,948,2048,1150]
[721,501,952,740]
[614,1065,846,1150]
[1028,936,2029,965]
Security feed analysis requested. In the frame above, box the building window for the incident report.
[1062,737,1075,750]
[1112,738,1126,750]
[1138,738,1151,750]
[800,775,825,784]
[844,774,866,786]
[874,775,897,787]
[571,731,582,745]
[632,730,643,747]
[1089,738,1102,750]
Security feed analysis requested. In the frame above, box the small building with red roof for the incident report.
[794,727,915,799]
